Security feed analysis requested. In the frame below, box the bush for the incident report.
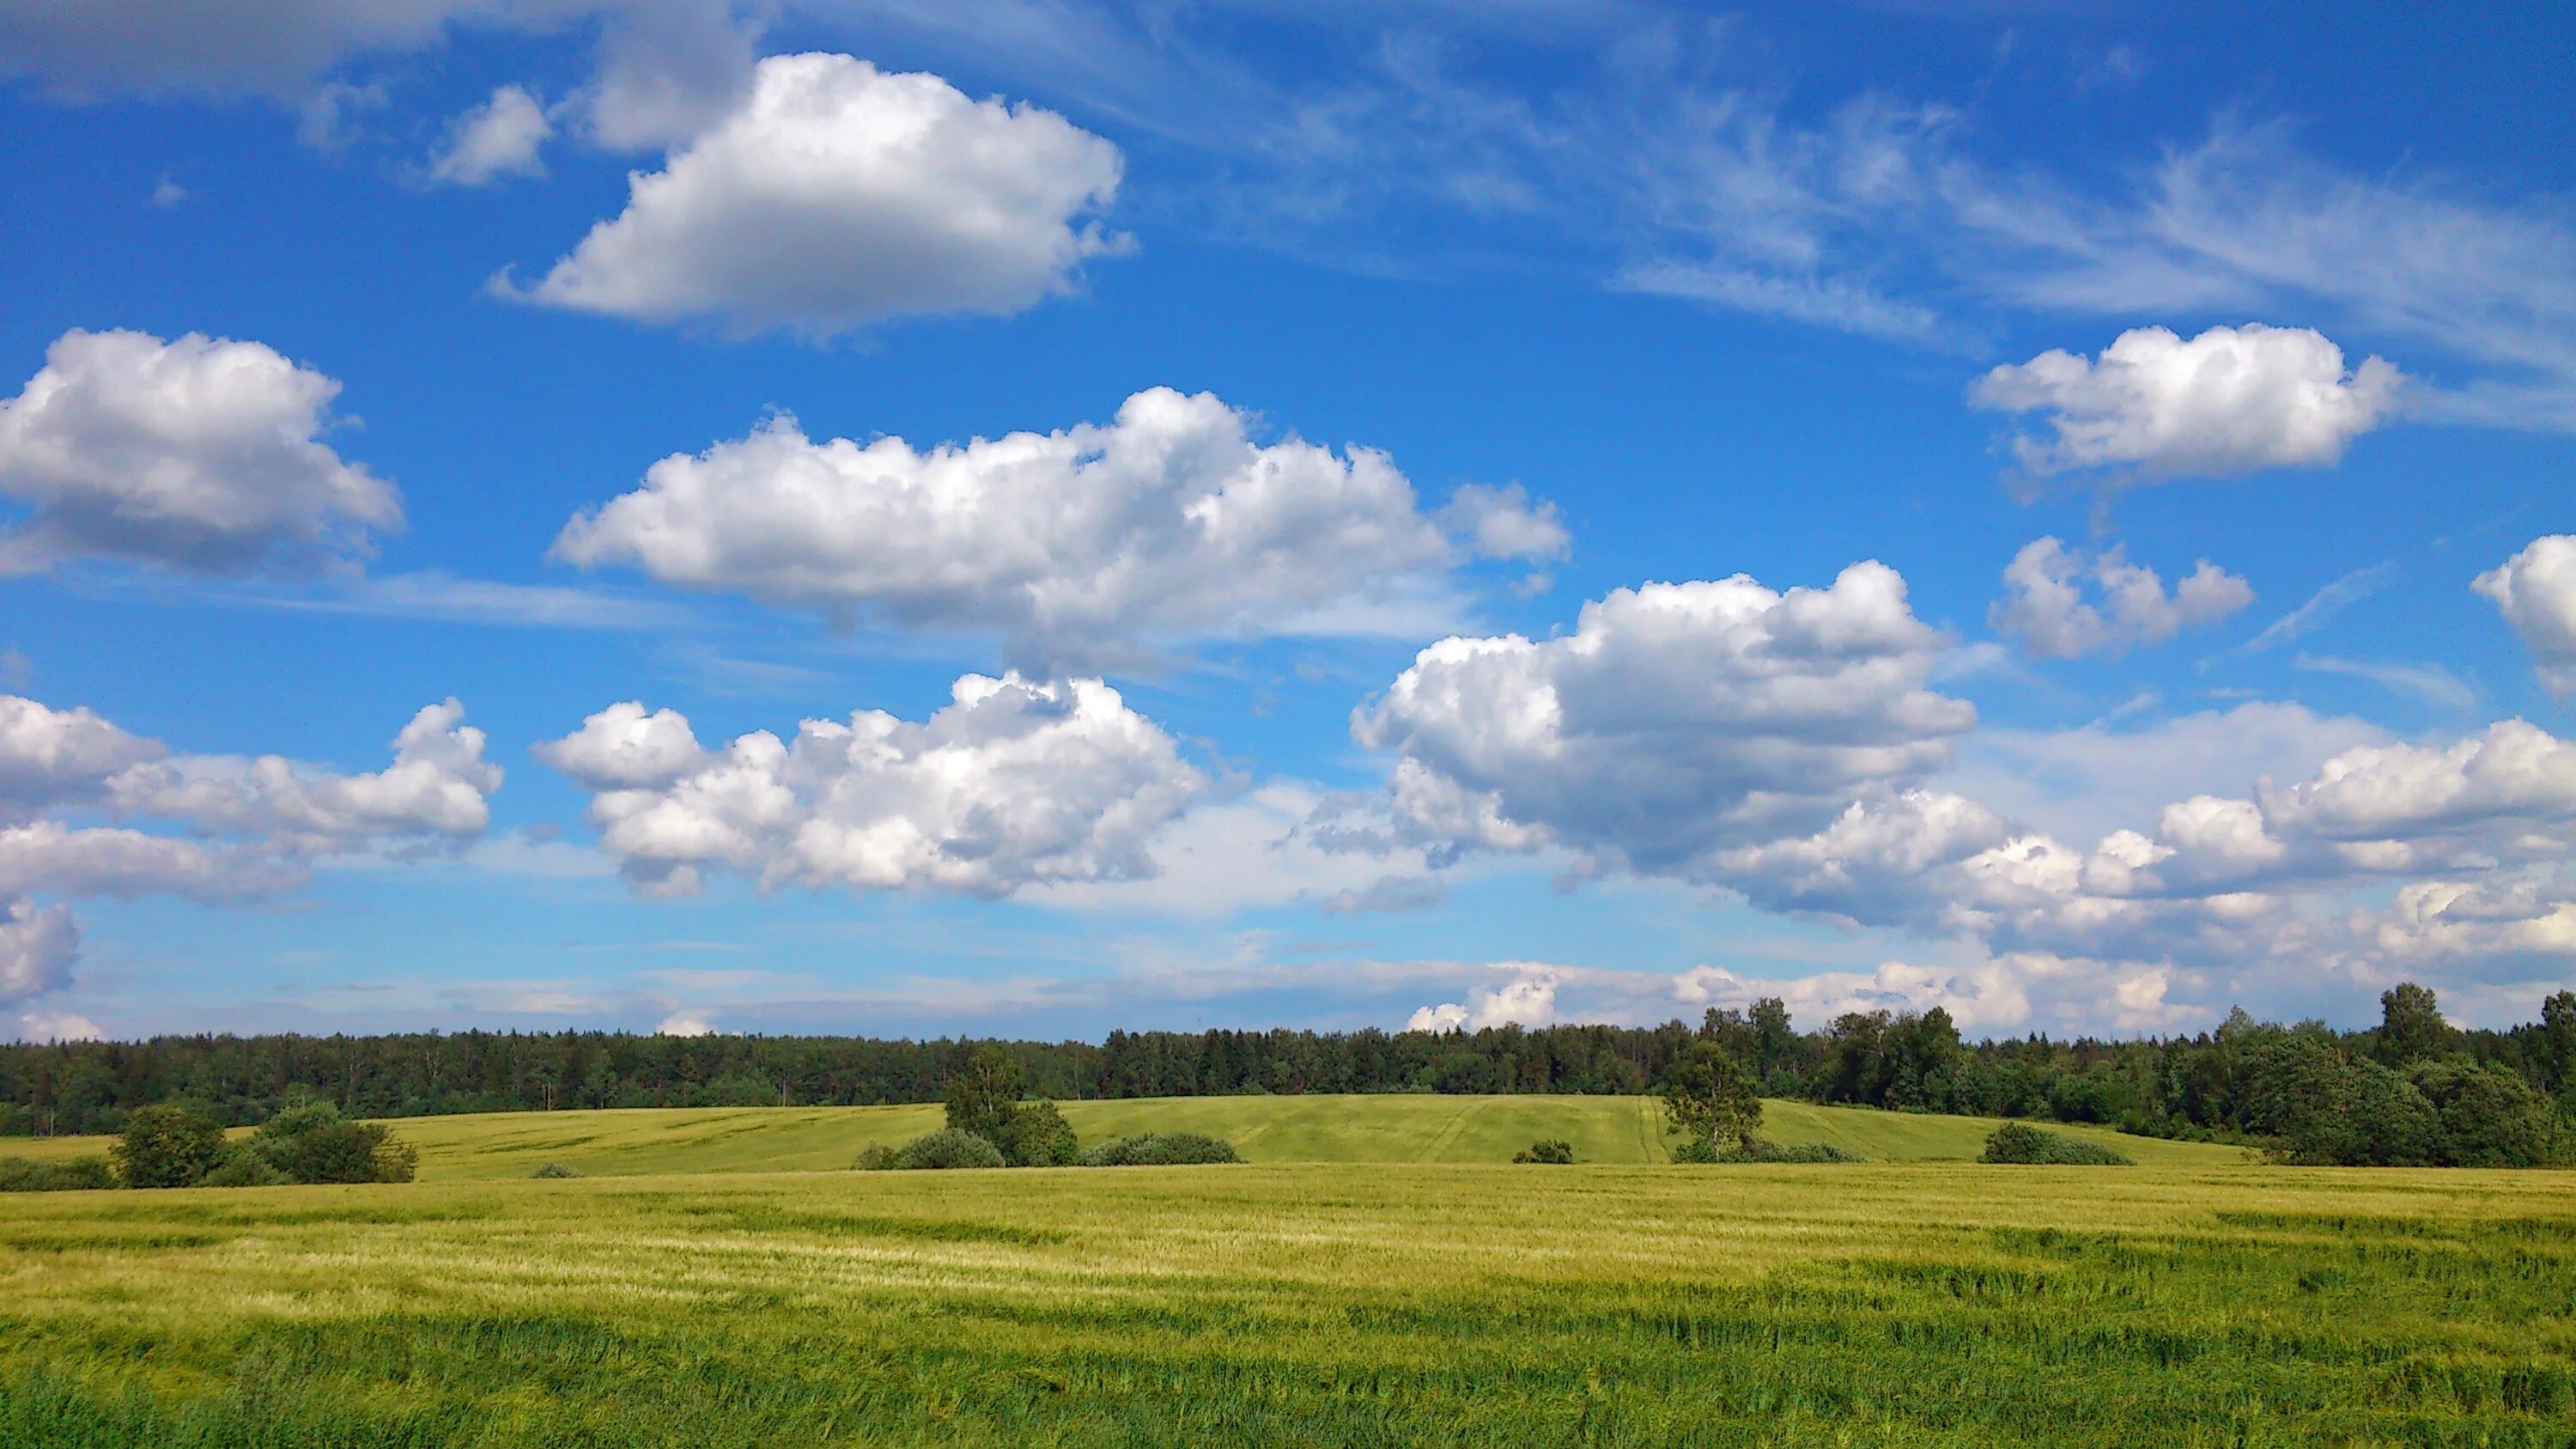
[889,1129,1007,1170]
[197,1146,290,1188]
[1077,1133,1242,1166]
[1513,1139,1575,1164]
[252,1101,418,1184]
[0,1155,115,1191]
[996,1099,1079,1167]
[1729,1136,1863,1163]
[530,1162,583,1180]
[113,1102,228,1188]
[1671,1135,1862,1164]
[2410,1060,2561,1167]
[850,1143,896,1172]
[1981,1123,2134,1166]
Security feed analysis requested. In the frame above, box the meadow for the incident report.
[1,1099,2567,1446]
[0,1093,2244,1178]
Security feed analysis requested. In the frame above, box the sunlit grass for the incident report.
[1,1156,2569,1446]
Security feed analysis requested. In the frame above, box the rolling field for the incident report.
[5,1094,2245,1179]
[1,1160,2572,1446]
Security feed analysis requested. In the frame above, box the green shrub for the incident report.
[112,1102,228,1188]
[530,1162,583,1180]
[197,1146,290,1188]
[0,1155,115,1191]
[997,1098,1080,1167]
[2410,1060,2561,1167]
[889,1129,1007,1170]
[1513,1139,1575,1164]
[1981,1123,2134,1165]
[850,1143,896,1171]
[1671,1135,1862,1164]
[252,1101,418,1184]
[1729,1136,1863,1163]
[1077,1133,1242,1166]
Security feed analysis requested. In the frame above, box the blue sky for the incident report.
[2,0,2571,1044]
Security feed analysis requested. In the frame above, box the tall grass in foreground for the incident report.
[1,1164,2571,1446]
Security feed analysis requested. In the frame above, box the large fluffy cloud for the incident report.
[503,52,1126,336]
[2257,720,2576,848]
[1972,324,2403,480]
[2476,535,2576,698]
[106,699,504,847]
[1990,537,2252,659]
[556,386,1562,668]
[1348,551,2576,1028]
[544,674,1204,898]
[0,328,401,574]
[1354,562,1975,874]
[0,694,164,819]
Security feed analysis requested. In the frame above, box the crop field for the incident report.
[2,1094,2241,1179]
[3,1101,2567,1446]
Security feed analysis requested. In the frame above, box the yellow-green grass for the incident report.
[0,1096,2245,1180]
[1,1163,2571,1446]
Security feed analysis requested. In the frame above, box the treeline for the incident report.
[5,986,2572,1166]
[0,1021,1666,1135]
[1747,984,2575,1166]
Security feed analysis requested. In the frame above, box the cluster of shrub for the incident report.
[1978,1123,2133,1166]
[853,1048,1241,1172]
[0,1093,416,1191]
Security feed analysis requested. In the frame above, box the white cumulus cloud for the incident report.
[0,328,400,574]
[532,701,706,788]
[426,83,552,185]
[502,52,1127,337]
[2476,535,2576,698]
[107,699,503,846]
[0,898,76,1008]
[1406,965,1558,1032]
[2257,720,2576,845]
[1991,537,2253,659]
[1973,323,2403,480]
[0,694,165,820]
[1354,561,1975,874]
[556,386,1561,670]
[545,674,1205,898]
[0,691,504,1013]
[0,692,501,896]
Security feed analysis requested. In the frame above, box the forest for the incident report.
[5,984,2570,1167]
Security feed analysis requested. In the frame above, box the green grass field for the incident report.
[3,1094,2245,1178]
[3,1099,2563,1446]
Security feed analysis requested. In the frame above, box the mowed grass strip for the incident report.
[2,1095,2247,1180]
[0,1164,2570,1446]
